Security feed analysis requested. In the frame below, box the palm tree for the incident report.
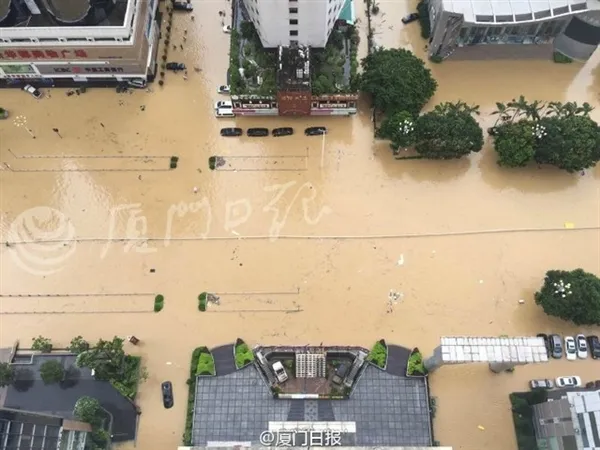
[561,102,578,117]
[507,95,529,122]
[546,101,564,117]
[491,102,511,126]
[523,100,545,121]
[578,102,594,117]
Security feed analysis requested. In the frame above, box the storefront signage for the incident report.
[0,49,89,59]
[241,103,272,109]
[319,103,348,108]
[53,66,124,74]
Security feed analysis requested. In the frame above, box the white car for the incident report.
[272,361,288,383]
[576,334,588,359]
[215,108,235,118]
[214,100,232,110]
[555,376,582,388]
[23,84,42,99]
[223,25,232,33]
[217,85,230,94]
[564,336,577,360]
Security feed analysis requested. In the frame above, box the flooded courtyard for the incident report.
[1,0,600,449]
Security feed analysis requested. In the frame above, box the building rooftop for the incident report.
[0,0,10,22]
[45,0,91,24]
[442,0,600,24]
[0,352,138,443]
[277,46,311,91]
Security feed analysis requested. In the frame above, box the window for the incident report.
[290,39,298,46]
[290,30,298,36]
[289,7,298,13]
[290,19,298,25]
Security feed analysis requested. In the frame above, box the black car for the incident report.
[272,127,294,137]
[401,13,419,24]
[166,62,186,71]
[587,335,600,359]
[247,128,269,137]
[161,381,174,409]
[305,126,327,136]
[173,0,193,10]
[220,127,243,137]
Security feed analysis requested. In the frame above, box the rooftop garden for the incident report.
[183,346,216,445]
[509,390,548,450]
[367,339,387,368]
[230,21,277,96]
[234,338,255,369]
[311,24,360,95]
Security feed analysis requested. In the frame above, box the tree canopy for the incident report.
[76,336,125,380]
[493,121,536,168]
[40,360,65,384]
[68,336,90,355]
[377,111,416,153]
[413,101,484,159]
[534,269,600,325]
[74,396,101,425]
[0,362,14,387]
[360,48,437,116]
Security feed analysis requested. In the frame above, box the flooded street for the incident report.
[1,0,600,449]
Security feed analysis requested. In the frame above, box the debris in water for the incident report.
[193,186,198,193]
[140,105,146,111]
[387,289,404,313]
[231,230,240,236]
[477,425,485,431]
[479,280,484,284]
[150,268,155,273]
[397,254,404,266]
[518,299,525,304]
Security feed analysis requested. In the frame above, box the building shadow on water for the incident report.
[478,146,579,193]
[374,139,471,183]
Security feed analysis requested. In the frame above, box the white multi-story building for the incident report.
[242,0,346,48]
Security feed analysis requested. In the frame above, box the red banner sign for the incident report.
[0,49,89,59]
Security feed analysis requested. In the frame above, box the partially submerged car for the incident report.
[555,376,582,388]
[272,361,288,383]
[587,335,600,359]
[530,379,554,390]
[166,62,186,71]
[305,126,327,136]
[161,381,174,408]
[215,108,235,118]
[402,13,419,24]
[217,85,230,94]
[220,127,243,137]
[549,334,563,359]
[173,1,193,11]
[247,127,269,137]
[576,334,588,359]
[565,336,577,361]
[223,25,232,33]
[214,100,232,110]
[23,84,42,99]
[272,127,293,137]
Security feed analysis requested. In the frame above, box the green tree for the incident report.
[360,48,437,116]
[40,360,65,384]
[68,336,90,354]
[534,115,600,172]
[377,111,416,153]
[493,121,536,167]
[31,336,52,353]
[73,396,101,425]
[413,101,484,159]
[0,362,14,387]
[534,269,600,325]
[239,21,255,40]
[76,336,125,380]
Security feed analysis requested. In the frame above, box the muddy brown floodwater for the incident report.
[1,0,600,449]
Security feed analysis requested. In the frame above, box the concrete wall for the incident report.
[554,12,600,60]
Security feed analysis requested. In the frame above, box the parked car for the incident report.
[587,335,600,359]
[217,85,230,94]
[555,376,582,388]
[549,334,563,359]
[220,127,242,137]
[127,79,147,89]
[305,126,327,136]
[576,334,588,359]
[166,62,186,71]
[332,363,350,385]
[272,127,293,137]
[564,336,577,360]
[401,13,419,24]
[173,1,193,10]
[272,361,288,383]
[247,127,269,137]
[215,108,235,118]
[223,25,232,33]
[530,379,554,390]
[161,381,174,408]
[23,84,42,99]
[214,100,232,110]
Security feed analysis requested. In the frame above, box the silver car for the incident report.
[530,379,554,390]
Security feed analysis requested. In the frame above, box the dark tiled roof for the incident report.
[3,354,138,442]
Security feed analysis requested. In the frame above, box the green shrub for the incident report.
[169,156,179,169]
[367,340,387,368]
[154,294,164,312]
[417,0,431,39]
[31,336,52,353]
[40,360,65,384]
[198,292,207,311]
[553,51,573,64]
[109,356,141,400]
[68,336,90,354]
[429,55,443,63]
[196,350,215,376]
[183,347,204,445]
[407,348,427,376]
[74,396,102,425]
[208,157,216,170]
[234,339,254,368]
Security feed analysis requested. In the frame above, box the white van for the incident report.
[215,108,235,118]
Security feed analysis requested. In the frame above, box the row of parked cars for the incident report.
[220,127,327,137]
[539,333,600,360]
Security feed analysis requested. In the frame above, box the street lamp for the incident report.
[13,115,36,139]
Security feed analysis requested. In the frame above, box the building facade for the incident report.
[242,0,346,48]
[0,0,160,86]
[428,0,600,61]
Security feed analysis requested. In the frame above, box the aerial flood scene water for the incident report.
[1,0,600,449]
